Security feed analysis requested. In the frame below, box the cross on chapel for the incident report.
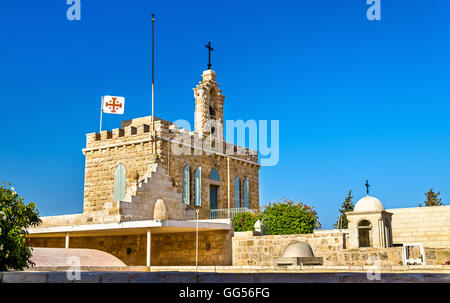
[205,41,214,70]
[365,180,370,195]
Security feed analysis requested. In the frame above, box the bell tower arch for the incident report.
[193,69,225,137]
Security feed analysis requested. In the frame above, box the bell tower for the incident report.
[193,69,225,137]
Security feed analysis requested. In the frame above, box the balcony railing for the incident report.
[209,207,257,219]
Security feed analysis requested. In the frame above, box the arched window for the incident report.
[210,168,220,181]
[114,164,126,202]
[234,176,240,208]
[358,220,372,248]
[182,164,190,205]
[243,178,249,209]
[209,89,216,118]
[195,167,201,206]
[209,106,216,117]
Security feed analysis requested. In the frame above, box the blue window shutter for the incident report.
[195,167,201,206]
[114,164,126,202]
[210,168,220,181]
[234,176,240,208]
[244,178,249,209]
[183,165,190,205]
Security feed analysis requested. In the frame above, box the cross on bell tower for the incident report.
[205,41,214,70]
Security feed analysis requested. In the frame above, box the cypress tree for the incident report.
[420,188,443,207]
[334,190,354,229]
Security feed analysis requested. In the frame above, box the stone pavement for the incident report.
[1,266,449,283]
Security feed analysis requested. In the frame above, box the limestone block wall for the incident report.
[83,122,155,217]
[335,247,448,266]
[38,214,84,228]
[232,231,346,266]
[37,115,260,229]
[27,230,232,266]
[425,248,450,265]
[152,230,232,266]
[387,205,450,248]
[120,164,196,221]
[81,115,260,223]
[157,136,260,219]
[231,231,450,266]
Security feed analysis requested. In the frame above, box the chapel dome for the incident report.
[281,241,315,258]
[354,195,384,212]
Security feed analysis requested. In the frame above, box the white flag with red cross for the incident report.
[102,96,125,114]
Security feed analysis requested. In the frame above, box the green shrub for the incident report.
[233,212,261,232]
[0,182,41,271]
[261,199,320,235]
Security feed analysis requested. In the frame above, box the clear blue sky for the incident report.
[1,1,449,229]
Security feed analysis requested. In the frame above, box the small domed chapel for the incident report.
[346,195,393,249]
[26,68,261,266]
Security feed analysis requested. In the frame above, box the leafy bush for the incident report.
[261,199,320,235]
[233,212,261,232]
[0,182,41,271]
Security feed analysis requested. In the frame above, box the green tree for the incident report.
[233,212,261,232]
[419,188,444,207]
[334,190,354,229]
[0,182,41,271]
[261,199,320,235]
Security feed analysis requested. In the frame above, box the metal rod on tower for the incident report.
[151,13,155,138]
[99,96,104,133]
[195,208,199,270]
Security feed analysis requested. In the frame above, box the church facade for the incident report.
[81,68,259,224]
[26,69,260,266]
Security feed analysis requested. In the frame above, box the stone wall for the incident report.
[387,205,450,248]
[38,214,84,228]
[80,115,260,223]
[159,137,260,219]
[39,117,260,228]
[152,230,232,266]
[119,163,196,221]
[27,230,232,266]
[82,121,156,223]
[232,231,346,266]
[232,231,450,266]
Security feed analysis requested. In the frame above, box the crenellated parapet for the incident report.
[83,113,258,165]
[83,123,152,154]
[163,122,259,165]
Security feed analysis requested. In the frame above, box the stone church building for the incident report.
[27,68,260,266]
[25,69,449,270]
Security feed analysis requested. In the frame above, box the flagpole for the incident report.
[151,13,155,141]
[99,96,103,133]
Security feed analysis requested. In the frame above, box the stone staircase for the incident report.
[119,163,195,222]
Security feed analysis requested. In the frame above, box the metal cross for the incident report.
[365,180,370,195]
[205,41,214,70]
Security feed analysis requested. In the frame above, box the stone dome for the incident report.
[354,195,384,212]
[281,241,314,258]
